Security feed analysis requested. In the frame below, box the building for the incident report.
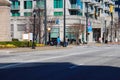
[10,0,116,43]
[0,0,11,41]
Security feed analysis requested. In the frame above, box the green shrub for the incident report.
[0,41,35,48]
[5,44,16,48]
[36,44,45,47]
[12,38,19,41]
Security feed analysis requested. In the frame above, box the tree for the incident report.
[69,23,84,45]
[112,18,120,42]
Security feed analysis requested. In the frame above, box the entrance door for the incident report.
[93,28,101,42]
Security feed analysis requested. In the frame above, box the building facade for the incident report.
[10,0,116,43]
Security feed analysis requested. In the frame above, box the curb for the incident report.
[0,46,72,53]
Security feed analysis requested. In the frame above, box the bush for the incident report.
[0,44,16,48]
[0,41,34,48]
[5,44,16,48]
[0,45,6,48]
[36,44,45,47]
[12,38,19,41]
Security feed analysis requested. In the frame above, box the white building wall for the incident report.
[10,0,116,43]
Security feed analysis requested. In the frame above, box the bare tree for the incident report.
[69,23,84,45]
[112,18,120,42]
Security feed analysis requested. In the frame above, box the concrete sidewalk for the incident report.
[0,42,119,53]
[0,46,73,53]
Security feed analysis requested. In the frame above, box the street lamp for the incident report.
[104,18,107,43]
[63,0,66,47]
[44,0,47,45]
[110,4,114,42]
[47,27,51,44]
[32,10,36,49]
[85,2,89,44]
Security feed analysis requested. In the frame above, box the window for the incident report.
[11,24,14,31]
[51,28,60,38]
[36,0,44,8]
[54,12,63,16]
[70,0,76,4]
[54,0,63,8]
[12,12,20,17]
[24,1,32,9]
[24,12,32,16]
[69,11,82,16]
[11,1,20,9]
[17,24,26,31]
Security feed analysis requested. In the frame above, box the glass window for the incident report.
[11,1,20,9]
[54,12,63,16]
[11,24,14,31]
[70,0,76,4]
[69,11,82,16]
[54,0,63,8]
[36,0,44,8]
[51,28,59,38]
[24,1,32,9]
[12,12,20,17]
[24,12,32,16]
[17,24,26,31]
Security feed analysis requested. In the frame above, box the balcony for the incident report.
[69,4,82,12]
[11,5,20,10]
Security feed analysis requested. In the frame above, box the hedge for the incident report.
[0,41,34,47]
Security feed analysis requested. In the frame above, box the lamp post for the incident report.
[104,18,107,43]
[63,0,66,47]
[110,4,114,42]
[86,2,89,43]
[47,27,51,44]
[32,11,36,49]
[110,13,113,42]
[44,0,47,45]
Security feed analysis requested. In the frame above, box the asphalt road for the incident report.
[0,45,120,80]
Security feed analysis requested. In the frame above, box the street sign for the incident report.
[88,21,92,33]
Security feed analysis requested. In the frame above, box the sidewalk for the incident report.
[0,42,119,53]
[0,46,73,53]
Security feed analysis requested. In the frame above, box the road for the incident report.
[0,45,120,80]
